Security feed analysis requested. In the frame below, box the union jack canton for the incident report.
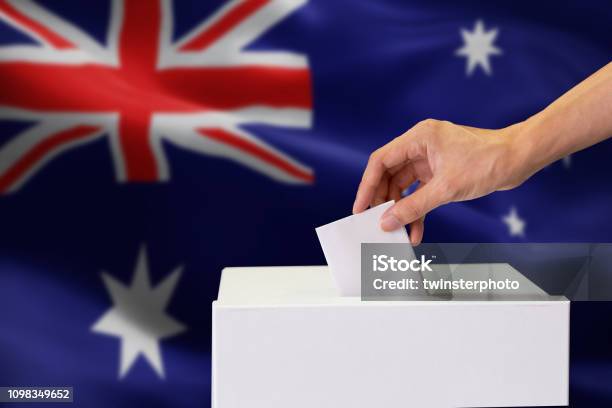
[0,0,313,193]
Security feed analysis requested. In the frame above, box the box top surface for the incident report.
[216,264,567,306]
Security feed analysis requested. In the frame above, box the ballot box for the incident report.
[212,265,569,408]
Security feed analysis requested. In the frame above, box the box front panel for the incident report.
[213,303,568,408]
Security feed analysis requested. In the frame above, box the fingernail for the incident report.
[380,211,401,231]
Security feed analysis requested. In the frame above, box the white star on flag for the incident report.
[92,247,186,379]
[456,20,502,76]
[502,207,526,237]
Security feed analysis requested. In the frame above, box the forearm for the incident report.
[510,62,612,179]
[355,62,612,235]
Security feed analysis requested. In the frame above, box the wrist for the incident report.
[495,121,535,190]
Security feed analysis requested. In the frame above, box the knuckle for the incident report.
[417,118,439,130]
[368,149,381,164]
[436,120,455,135]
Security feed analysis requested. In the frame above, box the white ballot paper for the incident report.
[316,201,415,296]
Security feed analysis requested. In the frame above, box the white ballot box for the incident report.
[212,265,569,408]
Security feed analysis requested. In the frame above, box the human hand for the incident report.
[353,119,530,244]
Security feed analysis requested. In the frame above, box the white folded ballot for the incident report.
[315,201,416,296]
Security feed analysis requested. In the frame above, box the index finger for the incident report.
[352,149,388,214]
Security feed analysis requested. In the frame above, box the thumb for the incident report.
[380,183,443,231]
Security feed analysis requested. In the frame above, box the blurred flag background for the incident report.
[0,0,610,406]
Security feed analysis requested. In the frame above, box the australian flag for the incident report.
[0,0,610,407]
